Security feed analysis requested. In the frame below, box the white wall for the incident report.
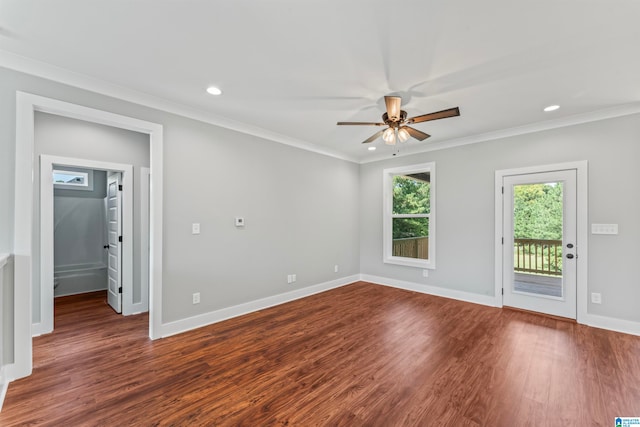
[33,112,150,321]
[360,113,640,323]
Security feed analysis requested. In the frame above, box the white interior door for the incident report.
[503,169,577,319]
[107,172,122,313]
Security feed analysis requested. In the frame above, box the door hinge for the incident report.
[502,288,504,295]
[118,235,123,243]
[118,286,122,293]
[501,237,504,245]
[501,186,504,194]
[118,184,123,191]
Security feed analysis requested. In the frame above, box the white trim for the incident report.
[161,275,359,338]
[382,162,435,269]
[494,161,589,323]
[40,155,134,332]
[0,364,9,412]
[0,50,357,164]
[130,167,150,315]
[362,103,640,164]
[13,92,164,381]
[582,313,640,337]
[360,274,497,307]
[6,50,639,166]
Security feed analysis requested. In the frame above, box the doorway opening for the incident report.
[40,156,150,332]
[13,92,164,381]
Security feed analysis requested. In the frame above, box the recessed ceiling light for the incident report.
[206,86,222,96]
[543,105,560,112]
[368,146,376,151]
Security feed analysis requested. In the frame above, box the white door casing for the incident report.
[107,172,123,313]
[14,92,164,382]
[502,170,577,319]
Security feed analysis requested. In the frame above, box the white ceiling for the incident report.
[1,0,639,162]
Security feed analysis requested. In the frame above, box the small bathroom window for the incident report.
[53,168,94,191]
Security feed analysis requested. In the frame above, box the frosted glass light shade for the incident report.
[383,128,396,145]
[397,127,410,142]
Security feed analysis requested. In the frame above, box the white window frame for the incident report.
[383,162,436,269]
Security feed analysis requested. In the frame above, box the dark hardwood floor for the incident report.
[1,282,639,426]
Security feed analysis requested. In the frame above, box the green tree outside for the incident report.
[513,183,562,239]
[392,175,430,239]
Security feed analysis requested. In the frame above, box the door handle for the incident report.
[566,253,574,259]
[566,243,574,248]
[103,245,109,249]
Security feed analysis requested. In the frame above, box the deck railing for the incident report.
[514,238,562,276]
[393,237,429,259]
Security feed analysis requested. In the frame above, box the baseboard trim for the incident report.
[31,322,46,337]
[583,313,640,337]
[159,275,359,338]
[360,274,498,307]
[0,363,15,412]
[126,301,149,316]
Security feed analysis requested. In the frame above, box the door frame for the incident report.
[494,161,588,323]
[12,92,164,381]
[39,156,136,335]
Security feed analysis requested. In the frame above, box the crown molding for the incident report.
[0,50,359,163]
[361,102,640,164]
[3,49,639,166]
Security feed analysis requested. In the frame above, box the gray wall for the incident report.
[360,113,640,323]
[33,112,150,320]
[0,65,361,337]
[54,169,107,271]
[1,61,639,368]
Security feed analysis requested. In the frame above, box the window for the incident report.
[53,167,94,191]
[383,162,435,269]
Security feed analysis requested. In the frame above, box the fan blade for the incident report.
[337,121,386,126]
[362,129,385,144]
[404,126,430,141]
[407,107,460,124]
[384,96,402,121]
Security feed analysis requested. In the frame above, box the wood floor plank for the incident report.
[1,282,639,426]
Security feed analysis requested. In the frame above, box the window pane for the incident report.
[392,173,430,215]
[392,217,429,260]
[53,171,87,186]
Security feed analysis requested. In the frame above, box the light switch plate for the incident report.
[591,224,618,235]
[192,223,200,234]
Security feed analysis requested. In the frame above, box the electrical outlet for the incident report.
[192,292,200,304]
[422,269,429,278]
[334,265,339,273]
[192,223,200,234]
[591,292,602,304]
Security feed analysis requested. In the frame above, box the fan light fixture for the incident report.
[337,96,460,146]
[397,127,410,142]
[382,128,396,145]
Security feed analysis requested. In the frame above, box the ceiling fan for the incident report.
[337,96,460,145]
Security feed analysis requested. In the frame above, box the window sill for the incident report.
[384,256,435,269]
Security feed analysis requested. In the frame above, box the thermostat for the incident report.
[235,217,245,227]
